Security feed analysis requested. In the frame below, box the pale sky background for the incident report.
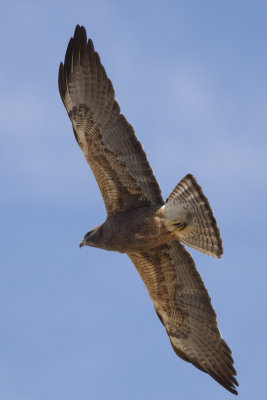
[1,1,267,399]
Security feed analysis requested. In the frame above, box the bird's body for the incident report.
[81,205,172,252]
[59,25,238,395]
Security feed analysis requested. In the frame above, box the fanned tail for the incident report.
[164,174,223,258]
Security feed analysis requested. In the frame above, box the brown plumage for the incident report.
[59,25,238,395]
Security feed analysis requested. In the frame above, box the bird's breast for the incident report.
[101,206,173,253]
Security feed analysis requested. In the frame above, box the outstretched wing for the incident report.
[59,25,163,215]
[129,241,238,395]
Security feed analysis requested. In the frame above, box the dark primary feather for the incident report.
[129,241,238,395]
[58,25,163,215]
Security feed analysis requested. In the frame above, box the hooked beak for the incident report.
[79,239,86,248]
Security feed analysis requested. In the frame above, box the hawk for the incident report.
[58,25,238,395]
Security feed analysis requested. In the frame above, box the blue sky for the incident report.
[1,1,267,399]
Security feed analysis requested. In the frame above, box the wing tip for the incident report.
[171,338,238,395]
[73,24,87,41]
[73,24,88,48]
[63,25,88,72]
[58,62,66,102]
[58,25,89,108]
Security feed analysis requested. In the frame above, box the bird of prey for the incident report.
[58,25,238,395]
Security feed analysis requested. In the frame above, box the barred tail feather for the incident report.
[164,174,223,258]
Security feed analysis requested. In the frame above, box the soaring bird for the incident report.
[58,25,238,395]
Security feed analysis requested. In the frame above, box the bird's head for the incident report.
[79,225,102,248]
